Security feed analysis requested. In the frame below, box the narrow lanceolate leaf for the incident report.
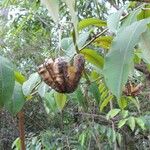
[5,82,25,116]
[54,92,67,111]
[104,18,150,99]
[81,48,104,68]
[89,82,100,104]
[100,95,113,112]
[41,0,59,23]
[64,0,78,33]
[78,18,106,30]
[107,9,123,33]
[0,56,15,107]
[139,28,150,64]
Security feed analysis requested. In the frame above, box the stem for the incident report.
[109,100,117,150]
[18,111,26,150]
[79,28,108,51]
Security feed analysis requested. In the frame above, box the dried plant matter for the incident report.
[38,54,85,93]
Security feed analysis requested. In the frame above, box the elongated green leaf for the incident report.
[121,8,141,28]
[5,82,25,115]
[106,108,121,120]
[64,0,78,33]
[0,56,15,107]
[89,82,100,104]
[118,119,128,128]
[139,28,150,64]
[104,19,150,99]
[100,95,113,112]
[135,117,145,130]
[127,116,135,131]
[44,91,57,113]
[93,36,113,49]
[54,92,67,110]
[41,0,59,23]
[38,82,49,98]
[78,18,106,30]
[81,48,104,68]
[14,71,26,84]
[75,88,86,108]
[107,9,123,33]
[22,73,41,96]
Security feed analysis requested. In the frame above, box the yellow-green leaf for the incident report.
[78,18,106,30]
[54,92,67,110]
[93,36,113,49]
[80,48,104,68]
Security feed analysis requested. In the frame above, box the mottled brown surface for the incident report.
[38,54,85,93]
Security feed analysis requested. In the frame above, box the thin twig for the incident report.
[79,28,108,51]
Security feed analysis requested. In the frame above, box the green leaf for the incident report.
[137,5,150,20]
[78,18,106,30]
[54,92,67,111]
[61,37,73,50]
[38,82,49,98]
[64,0,78,33]
[107,9,123,33]
[5,82,25,116]
[104,18,150,99]
[116,133,122,146]
[100,95,113,112]
[89,82,100,104]
[22,73,41,96]
[14,71,26,84]
[118,119,128,128]
[128,97,140,112]
[75,88,86,108]
[106,109,121,120]
[0,56,15,107]
[44,91,57,113]
[41,0,59,23]
[81,48,104,68]
[118,96,128,110]
[12,137,21,150]
[139,28,150,64]
[120,110,129,118]
[135,117,145,130]
[121,8,141,28]
[127,116,135,131]
[93,36,113,49]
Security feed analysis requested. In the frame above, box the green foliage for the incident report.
[1,1,150,149]
[22,73,41,96]
[5,82,25,115]
[93,36,113,50]
[54,92,67,111]
[78,18,107,30]
[81,48,104,68]
[104,18,150,99]
[139,28,150,64]
[0,56,15,107]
